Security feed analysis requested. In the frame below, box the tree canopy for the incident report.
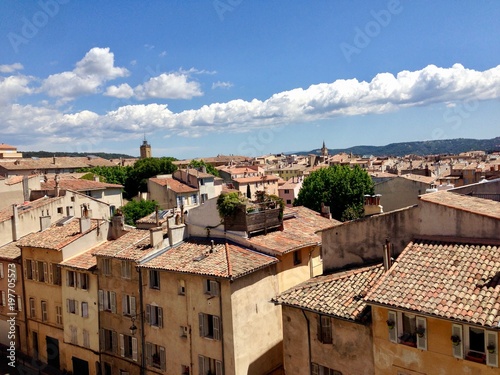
[294,165,374,221]
[124,157,177,199]
[188,160,219,177]
[120,199,157,226]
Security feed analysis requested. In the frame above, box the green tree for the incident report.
[120,199,157,226]
[294,165,374,221]
[188,160,219,177]
[124,157,177,199]
[78,166,131,185]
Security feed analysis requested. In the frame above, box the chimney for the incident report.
[109,213,125,240]
[53,155,56,164]
[54,174,60,197]
[12,204,19,241]
[320,203,332,219]
[209,240,215,253]
[364,194,383,216]
[155,207,160,227]
[150,227,163,248]
[40,215,51,231]
[383,238,393,271]
[80,204,91,233]
[93,175,99,182]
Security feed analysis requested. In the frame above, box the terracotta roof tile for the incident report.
[60,249,96,270]
[149,177,198,193]
[141,239,278,279]
[365,240,500,328]
[274,264,385,321]
[16,218,99,250]
[91,229,156,261]
[419,191,500,219]
[0,156,117,171]
[0,242,21,260]
[41,179,123,190]
[247,206,340,254]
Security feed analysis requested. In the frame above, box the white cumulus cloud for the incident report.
[133,73,203,100]
[0,63,24,73]
[212,81,234,89]
[105,83,134,99]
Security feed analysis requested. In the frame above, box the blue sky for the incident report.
[0,0,499,159]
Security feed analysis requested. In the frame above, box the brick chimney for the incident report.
[383,238,393,271]
[80,204,91,233]
[150,227,163,248]
[109,213,125,240]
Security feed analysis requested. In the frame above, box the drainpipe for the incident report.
[219,282,225,374]
[12,204,18,241]
[302,309,312,373]
[137,267,146,375]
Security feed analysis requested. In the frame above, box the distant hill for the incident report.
[22,151,135,160]
[294,137,500,157]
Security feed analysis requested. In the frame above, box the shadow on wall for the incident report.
[246,341,283,375]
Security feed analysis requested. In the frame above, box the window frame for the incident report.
[149,270,160,289]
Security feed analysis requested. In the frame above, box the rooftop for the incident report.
[41,179,123,191]
[141,239,278,279]
[0,241,21,260]
[274,264,385,321]
[365,239,500,329]
[149,177,198,193]
[60,249,96,270]
[0,156,117,171]
[91,229,155,261]
[246,206,339,255]
[419,190,500,219]
[16,218,99,250]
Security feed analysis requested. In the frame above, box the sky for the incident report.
[0,0,499,159]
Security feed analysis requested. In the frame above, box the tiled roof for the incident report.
[419,190,500,219]
[0,242,21,260]
[60,249,96,270]
[233,175,280,184]
[16,218,98,250]
[4,175,38,186]
[365,240,500,328]
[247,206,339,254]
[0,143,17,150]
[400,174,435,184]
[41,179,123,191]
[136,210,172,224]
[149,177,198,193]
[0,196,62,223]
[274,264,385,321]
[141,239,278,279]
[91,229,155,261]
[0,156,117,171]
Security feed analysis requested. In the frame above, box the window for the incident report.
[51,264,61,285]
[99,290,117,313]
[56,305,63,325]
[100,329,117,353]
[182,365,190,375]
[103,363,112,375]
[198,355,222,375]
[293,250,302,265]
[317,315,332,344]
[203,279,219,297]
[146,342,166,370]
[122,295,136,316]
[0,263,3,278]
[149,270,160,289]
[101,258,112,276]
[284,189,290,194]
[83,329,90,348]
[286,199,292,205]
[29,297,36,318]
[178,280,186,295]
[146,304,163,327]
[25,259,34,280]
[121,261,132,279]
[119,334,138,361]
[70,325,78,345]
[57,207,63,214]
[180,326,189,338]
[462,326,498,366]
[81,302,89,318]
[41,301,48,322]
[16,295,22,311]
[388,311,427,350]
[191,194,198,205]
[67,299,78,315]
[1,291,5,306]
[67,270,76,287]
[311,363,342,375]
[399,313,417,347]
[78,273,89,290]
[201,193,208,203]
[199,313,220,340]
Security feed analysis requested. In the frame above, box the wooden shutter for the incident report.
[213,316,220,340]
[321,315,332,344]
[130,296,136,316]
[99,329,104,351]
[146,342,152,366]
[119,334,125,357]
[110,292,116,313]
[43,262,48,283]
[1,291,5,306]
[82,302,88,318]
[452,324,463,358]
[24,260,28,279]
[76,272,81,288]
[210,280,219,296]
[75,300,79,315]
[158,307,163,328]
[199,313,205,337]
[311,363,319,375]
[98,290,103,311]
[145,304,151,325]
[198,355,205,375]
[66,298,70,313]
[34,261,39,281]
[216,360,223,375]
[132,337,138,361]
[486,330,498,367]
[122,295,127,315]
[416,316,427,350]
[388,310,398,343]
[17,295,22,311]
[48,263,53,284]
[160,346,166,371]
[112,331,118,354]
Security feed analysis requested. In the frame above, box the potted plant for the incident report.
[386,319,395,329]
[451,335,461,346]
[416,325,425,338]
[487,343,496,354]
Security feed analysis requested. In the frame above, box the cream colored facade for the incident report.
[140,263,282,375]
[372,306,499,375]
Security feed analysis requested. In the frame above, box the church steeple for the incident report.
[321,140,328,157]
[140,135,152,159]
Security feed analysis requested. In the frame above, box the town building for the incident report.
[278,177,303,207]
[140,139,152,159]
[0,143,23,159]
